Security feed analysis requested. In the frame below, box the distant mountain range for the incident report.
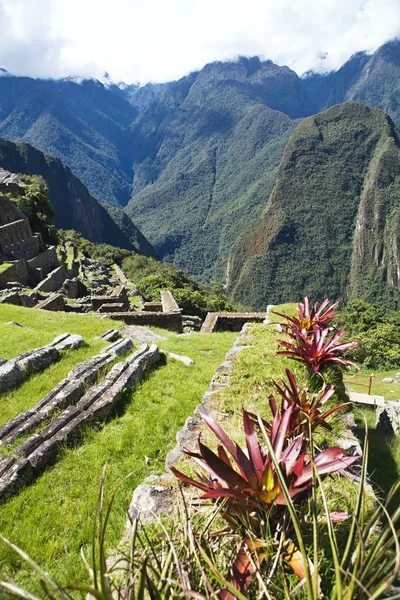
[0,137,156,257]
[0,39,400,306]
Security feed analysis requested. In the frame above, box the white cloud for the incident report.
[0,0,399,83]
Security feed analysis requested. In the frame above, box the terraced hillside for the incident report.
[0,304,235,590]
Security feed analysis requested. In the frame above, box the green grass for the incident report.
[0,264,12,275]
[0,305,121,359]
[0,327,235,591]
[0,305,127,426]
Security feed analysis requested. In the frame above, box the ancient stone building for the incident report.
[0,169,26,198]
[0,170,59,289]
[0,195,42,261]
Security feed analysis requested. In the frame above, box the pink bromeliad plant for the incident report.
[171,297,361,597]
[275,297,359,373]
[273,297,339,335]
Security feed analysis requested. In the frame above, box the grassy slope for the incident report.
[229,102,400,309]
[0,306,235,590]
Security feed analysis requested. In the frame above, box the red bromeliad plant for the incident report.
[171,409,358,515]
[277,324,359,373]
[269,368,349,439]
[171,408,360,597]
[273,297,339,335]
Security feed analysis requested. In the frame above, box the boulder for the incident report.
[63,278,88,299]
[0,362,25,393]
[128,475,174,524]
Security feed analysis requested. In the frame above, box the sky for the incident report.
[0,0,399,84]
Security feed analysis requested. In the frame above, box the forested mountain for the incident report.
[1,39,400,304]
[0,137,156,256]
[0,74,137,206]
[228,103,400,309]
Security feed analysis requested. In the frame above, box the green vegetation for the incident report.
[122,254,235,317]
[58,229,132,267]
[0,304,236,590]
[3,301,399,599]
[339,299,400,370]
[0,263,12,274]
[229,102,400,309]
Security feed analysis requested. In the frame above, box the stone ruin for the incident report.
[200,311,267,333]
[0,176,60,292]
[0,339,161,501]
[0,333,84,393]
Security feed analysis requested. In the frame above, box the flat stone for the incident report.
[166,352,194,366]
[128,475,174,524]
[4,321,24,327]
[120,325,166,344]
[225,345,253,357]
[0,361,26,393]
[382,377,396,383]
[55,334,84,351]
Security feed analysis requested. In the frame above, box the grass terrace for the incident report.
[0,304,236,591]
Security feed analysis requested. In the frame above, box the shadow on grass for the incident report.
[354,415,400,512]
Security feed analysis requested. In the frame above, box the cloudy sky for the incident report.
[0,0,399,84]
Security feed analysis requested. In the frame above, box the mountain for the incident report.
[228,102,400,309]
[0,75,137,207]
[102,204,158,258]
[303,40,400,126]
[125,57,311,280]
[0,137,156,256]
[1,40,400,293]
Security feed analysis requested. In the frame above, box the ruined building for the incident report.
[0,169,59,288]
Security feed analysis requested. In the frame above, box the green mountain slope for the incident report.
[303,40,400,127]
[102,204,158,258]
[0,76,137,206]
[228,102,400,309]
[126,57,305,280]
[0,137,155,254]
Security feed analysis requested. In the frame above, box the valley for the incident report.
[0,28,400,599]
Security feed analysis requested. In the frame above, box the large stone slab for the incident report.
[0,361,25,393]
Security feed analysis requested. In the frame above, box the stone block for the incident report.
[54,334,84,351]
[35,293,65,311]
[17,347,59,374]
[98,302,125,313]
[0,361,25,393]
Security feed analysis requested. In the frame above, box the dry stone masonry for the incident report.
[201,312,266,333]
[0,333,84,393]
[0,341,160,501]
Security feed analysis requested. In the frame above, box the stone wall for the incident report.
[92,290,129,311]
[0,195,24,225]
[201,312,266,333]
[27,247,58,282]
[35,266,67,293]
[105,311,183,333]
[0,219,41,260]
[161,290,181,313]
[0,260,29,288]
